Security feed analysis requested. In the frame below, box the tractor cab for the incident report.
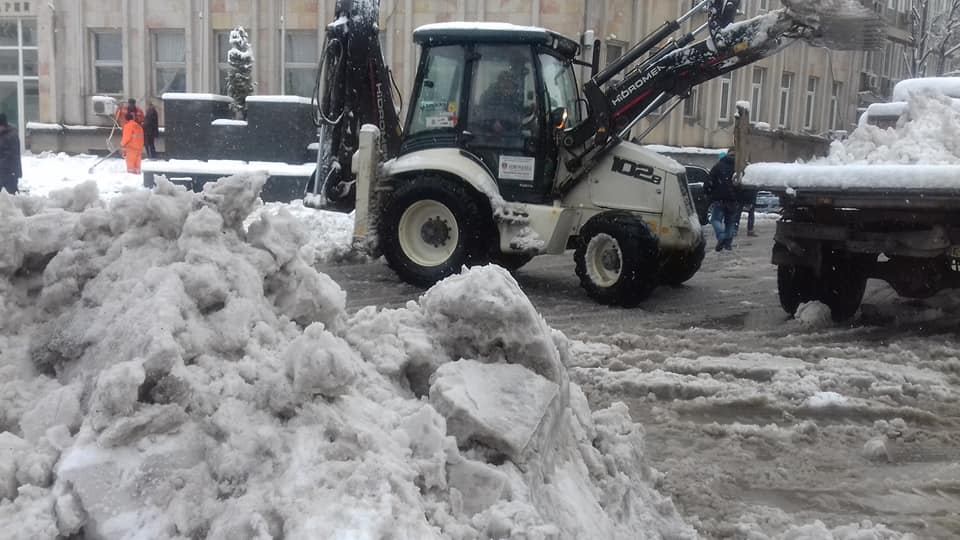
[405,23,582,204]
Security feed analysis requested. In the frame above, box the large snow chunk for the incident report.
[0,485,58,539]
[246,207,307,266]
[446,457,511,516]
[0,432,28,500]
[89,360,145,431]
[199,172,267,231]
[420,265,564,384]
[430,359,559,461]
[284,323,359,398]
[19,383,83,442]
[267,259,346,327]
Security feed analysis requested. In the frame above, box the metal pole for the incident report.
[677,0,708,25]
[630,97,684,142]
[617,91,668,138]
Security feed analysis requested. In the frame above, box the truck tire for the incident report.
[492,253,534,272]
[778,257,868,321]
[379,175,491,287]
[818,255,868,321]
[575,213,659,307]
[777,264,817,316]
[661,239,706,287]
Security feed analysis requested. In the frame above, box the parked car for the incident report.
[754,190,781,213]
[684,165,711,225]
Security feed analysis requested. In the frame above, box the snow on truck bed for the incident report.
[744,85,960,191]
[0,175,697,539]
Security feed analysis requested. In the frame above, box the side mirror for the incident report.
[550,107,568,130]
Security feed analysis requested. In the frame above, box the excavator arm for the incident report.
[558,0,883,193]
[306,0,403,212]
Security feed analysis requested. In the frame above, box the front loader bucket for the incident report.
[781,0,886,50]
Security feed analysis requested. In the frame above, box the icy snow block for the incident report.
[420,265,564,385]
[19,383,83,442]
[0,432,28,500]
[284,323,359,398]
[430,359,559,461]
[447,458,510,517]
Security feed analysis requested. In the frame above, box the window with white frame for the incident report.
[778,71,793,128]
[830,81,843,130]
[606,40,625,67]
[93,31,123,95]
[683,86,699,118]
[804,76,819,130]
[284,31,319,97]
[153,31,186,96]
[718,72,733,122]
[215,30,232,95]
[759,0,770,11]
[752,67,766,122]
[606,39,627,86]
[0,18,39,129]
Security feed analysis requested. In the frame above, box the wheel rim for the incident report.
[398,199,459,267]
[585,233,622,287]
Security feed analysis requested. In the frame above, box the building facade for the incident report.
[26,0,915,152]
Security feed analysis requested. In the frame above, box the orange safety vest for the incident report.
[116,105,145,126]
[121,120,145,151]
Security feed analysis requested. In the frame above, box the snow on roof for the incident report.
[415,21,549,34]
[25,122,64,132]
[211,119,248,127]
[892,77,960,101]
[63,125,102,132]
[162,93,234,103]
[865,101,907,117]
[142,159,314,177]
[246,95,314,105]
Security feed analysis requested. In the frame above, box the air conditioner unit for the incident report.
[91,96,118,116]
[867,73,879,90]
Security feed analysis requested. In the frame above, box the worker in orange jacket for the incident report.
[121,112,145,174]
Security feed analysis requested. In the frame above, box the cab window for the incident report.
[467,45,539,150]
[539,52,582,128]
[408,45,464,136]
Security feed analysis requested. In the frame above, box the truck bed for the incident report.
[742,163,960,211]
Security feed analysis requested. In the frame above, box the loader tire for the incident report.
[661,238,706,287]
[575,213,659,307]
[379,176,491,287]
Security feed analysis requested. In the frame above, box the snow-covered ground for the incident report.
[3,154,958,539]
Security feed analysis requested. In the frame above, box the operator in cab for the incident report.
[476,68,527,135]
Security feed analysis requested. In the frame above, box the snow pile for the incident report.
[818,92,960,166]
[744,89,960,190]
[0,176,694,539]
